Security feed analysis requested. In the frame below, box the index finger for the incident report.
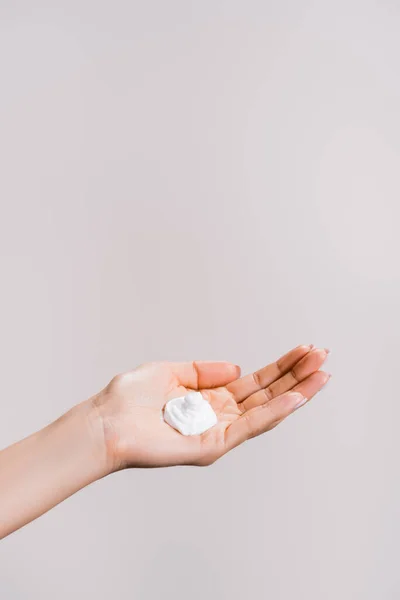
[224,370,330,452]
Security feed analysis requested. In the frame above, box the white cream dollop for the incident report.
[163,391,218,436]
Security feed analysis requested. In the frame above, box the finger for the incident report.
[171,361,241,390]
[290,369,331,399]
[226,344,313,403]
[224,370,330,451]
[269,370,332,430]
[240,348,328,411]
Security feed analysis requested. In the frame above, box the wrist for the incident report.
[57,398,113,484]
[0,397,113,538]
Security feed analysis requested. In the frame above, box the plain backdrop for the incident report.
[1,1,399,598]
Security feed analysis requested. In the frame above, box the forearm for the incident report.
[0,399,109,539]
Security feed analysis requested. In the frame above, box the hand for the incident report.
[0,344,330,538]
[92,345,330,471]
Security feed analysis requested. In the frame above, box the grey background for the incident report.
[0,1,399,598]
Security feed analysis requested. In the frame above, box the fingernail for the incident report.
[309,344,315,349]
[324,348,331,354]
[291,393,308,410]
[316,374,331,394]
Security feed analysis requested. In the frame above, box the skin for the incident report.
[0,344,330,539]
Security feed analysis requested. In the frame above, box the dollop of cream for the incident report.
[163,391,218,436]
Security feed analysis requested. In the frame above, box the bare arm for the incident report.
[0,345,330,539]
[0,400,107,538]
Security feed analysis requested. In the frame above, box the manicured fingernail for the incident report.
[295,397,308,410]
[317,374,331,393]
[324,348,331,354]
[291,393,307,410]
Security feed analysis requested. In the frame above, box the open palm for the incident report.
[94,344,330,471]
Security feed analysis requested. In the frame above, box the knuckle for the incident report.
[261,402,280,427]
[110,371,132,390]
[276,358,285,376]
[110,373,124,387]
[263,386,273,402]
[252,370,262,389]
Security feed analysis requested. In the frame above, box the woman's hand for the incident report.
[0,344,330,538]
[92,345,330,472]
